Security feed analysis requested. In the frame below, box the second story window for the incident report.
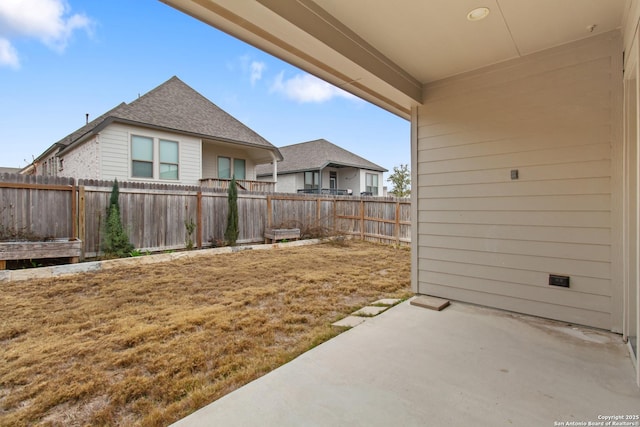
[132,135,153,178]
[159,140,179,180]
[218,156,246,179]
[131,135,179,180]
[218,156,231,179]
[233,159,246,180]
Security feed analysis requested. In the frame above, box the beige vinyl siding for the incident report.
[101,123,201,184]
[100,124,129,179]
[416,31,622,330]
[201,142,257,180]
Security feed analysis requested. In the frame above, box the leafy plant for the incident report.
[102,179,134,258]
[387,164,411,197]
[224,177,239,246]
[130,249,151,257]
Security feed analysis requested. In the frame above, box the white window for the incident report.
[366,173,379,195]
[305,171,319,189]
[131,135,179,180]
[218,156,231,179]
[131,135,154,178]
[218,156,246,179]
[233,159,246,180]
[159,139,179,180]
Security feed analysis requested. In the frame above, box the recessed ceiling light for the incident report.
[467,7,490,21]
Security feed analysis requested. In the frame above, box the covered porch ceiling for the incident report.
[160,0,628,119]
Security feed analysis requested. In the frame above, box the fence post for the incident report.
[267,195,272,228]
[332,199,337,232]
[395,200,400,246]
[71,178,77,240]
[78,185,86,260]
[197,191,203,248]
[360,199,365,240]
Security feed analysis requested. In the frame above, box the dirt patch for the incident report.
[0,240,411,426]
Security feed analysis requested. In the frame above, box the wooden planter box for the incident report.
[0,239,82,269]
[264,228,301,244]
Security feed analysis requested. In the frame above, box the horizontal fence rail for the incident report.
[0,173,410,259]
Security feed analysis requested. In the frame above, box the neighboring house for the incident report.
[166,1,640,385]
[24,76,282,189]
[255,139,386,195]
[0,167,20,175]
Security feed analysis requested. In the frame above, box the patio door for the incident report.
[623,32,639,385]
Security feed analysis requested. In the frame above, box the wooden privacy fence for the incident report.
[0,175,76,240]
[0,174,410,258]
[266,194,411,246]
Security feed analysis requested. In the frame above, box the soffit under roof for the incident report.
[161,0,628,118]
[314,0,626,83]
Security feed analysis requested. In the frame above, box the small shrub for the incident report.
[102,179,134,258]
[184,217,196,250]
[224,177,239,246]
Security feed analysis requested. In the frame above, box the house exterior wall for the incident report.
[337,167,358,193]
[272,174,299,193]
[99,123,202,184]
[59,135,100,180]
[622,0,640,384]
[41,155,57,177]
[262,167,372,194]
[358,169,384,196]
[201,142,257,180]
[415,32,622,330]
[321,167,361,193]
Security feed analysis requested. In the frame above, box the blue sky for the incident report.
[0,0,410,183]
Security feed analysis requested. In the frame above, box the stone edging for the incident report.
[0,239,324,283]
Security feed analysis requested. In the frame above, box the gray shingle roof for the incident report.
[256,139,386,176]
[56,76,280,158]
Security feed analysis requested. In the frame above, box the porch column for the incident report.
[271,152,278,192]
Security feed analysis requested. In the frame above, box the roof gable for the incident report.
[56,76,278,156]
[256,139,386,176]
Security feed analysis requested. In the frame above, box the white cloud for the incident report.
[250,61,265,86]
[0,38,19,69]
[0,0,92,67]
[270,71,357,103]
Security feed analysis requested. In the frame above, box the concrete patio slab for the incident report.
[172,300,640,427]
[351,306,388,316]
[331,316,367,328]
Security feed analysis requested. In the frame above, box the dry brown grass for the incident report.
[0,240,411,426]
